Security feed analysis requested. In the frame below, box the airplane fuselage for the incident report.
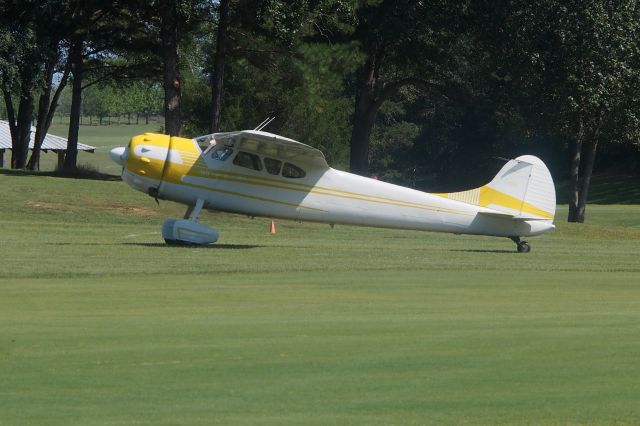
[115,132,555,240]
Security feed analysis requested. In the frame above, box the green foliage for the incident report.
[0,1,48,87]
[369,96,421,184]
[478,0,640,146]
[5,0,640,191]
[470,0,640,220]
[82,81,163,123]
[280,42,359,167]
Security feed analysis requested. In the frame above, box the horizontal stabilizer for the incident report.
[477,210,514,218]
[477,211,555,221]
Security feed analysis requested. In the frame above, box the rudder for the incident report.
[439,155,556,220]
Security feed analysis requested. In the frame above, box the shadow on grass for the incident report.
[45,242,262,249]
[0,167,120,181]
[450,249,517,254]
[124,242,262,249]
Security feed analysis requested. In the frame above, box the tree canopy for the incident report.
[1,0,639,222]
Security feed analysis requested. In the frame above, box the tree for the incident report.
[475,0,640,222]
[157,0,182,136]
[61,1,162,171]
[62,32,85,171]
[191,0,355,139]
[209,0,230,133]
[26,0,77,170]
[28,40,72,170]
[134,81,163,124]
[134,0,212,136]
[0,2,42,169]
[1,0,78,170]
[344,0,462,175]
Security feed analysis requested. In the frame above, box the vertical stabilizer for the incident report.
[437,155,556,220]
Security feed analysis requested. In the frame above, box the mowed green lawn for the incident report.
[2,163,640,424]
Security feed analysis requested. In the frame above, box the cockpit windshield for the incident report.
[194,134,236,161]
[194,134,215,151]
[202,142,233,161]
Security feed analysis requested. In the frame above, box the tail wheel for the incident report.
[510,236,531,253]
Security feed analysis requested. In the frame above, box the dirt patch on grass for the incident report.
[107,206,161,216]
[26,200,67,211]
[27,200,161,217]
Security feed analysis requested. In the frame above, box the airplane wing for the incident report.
[204,130,329,169]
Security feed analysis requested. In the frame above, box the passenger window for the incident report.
[282,162,306,178]
[264,157,282,175]
[233,151,263,171]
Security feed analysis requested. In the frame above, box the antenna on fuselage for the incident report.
[254,117,275,131]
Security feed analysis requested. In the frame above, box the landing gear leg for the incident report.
[184,198,204,222]
[510,236,531,253]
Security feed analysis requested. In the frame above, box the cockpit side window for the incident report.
[264,157,282,175]
[233,151,263,171]
[282,162,306,178]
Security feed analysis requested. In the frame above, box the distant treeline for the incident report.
[0,84,162,127]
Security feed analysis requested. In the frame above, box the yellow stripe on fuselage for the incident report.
[479,186,554,219]
[435,186,554,219]
[178,180,326,212]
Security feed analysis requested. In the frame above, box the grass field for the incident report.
[2,124,640,425]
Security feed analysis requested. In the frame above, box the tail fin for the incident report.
[438,155,556,220]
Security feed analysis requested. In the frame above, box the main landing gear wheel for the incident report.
[161,198,219,246]
[510,236,531,253]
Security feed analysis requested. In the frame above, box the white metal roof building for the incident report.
[0,120,95,168]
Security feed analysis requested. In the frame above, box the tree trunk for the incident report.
[349,56,380,175]
[5,65,36,169]
[14,94,34,169]
[567,119,584,223]
[2,84,18,165]
[28,90,51,171]
[63,37,85,172]
[160,0,181,136]
[349,101,378,176]
[28,49,58,171]
[210,0,230,133]
[573,140,598,223]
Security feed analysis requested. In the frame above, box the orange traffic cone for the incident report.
[269,220,276,235]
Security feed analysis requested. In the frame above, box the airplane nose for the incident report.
[110,146,127,166]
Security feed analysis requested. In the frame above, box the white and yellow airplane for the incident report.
[110,127,556,252]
